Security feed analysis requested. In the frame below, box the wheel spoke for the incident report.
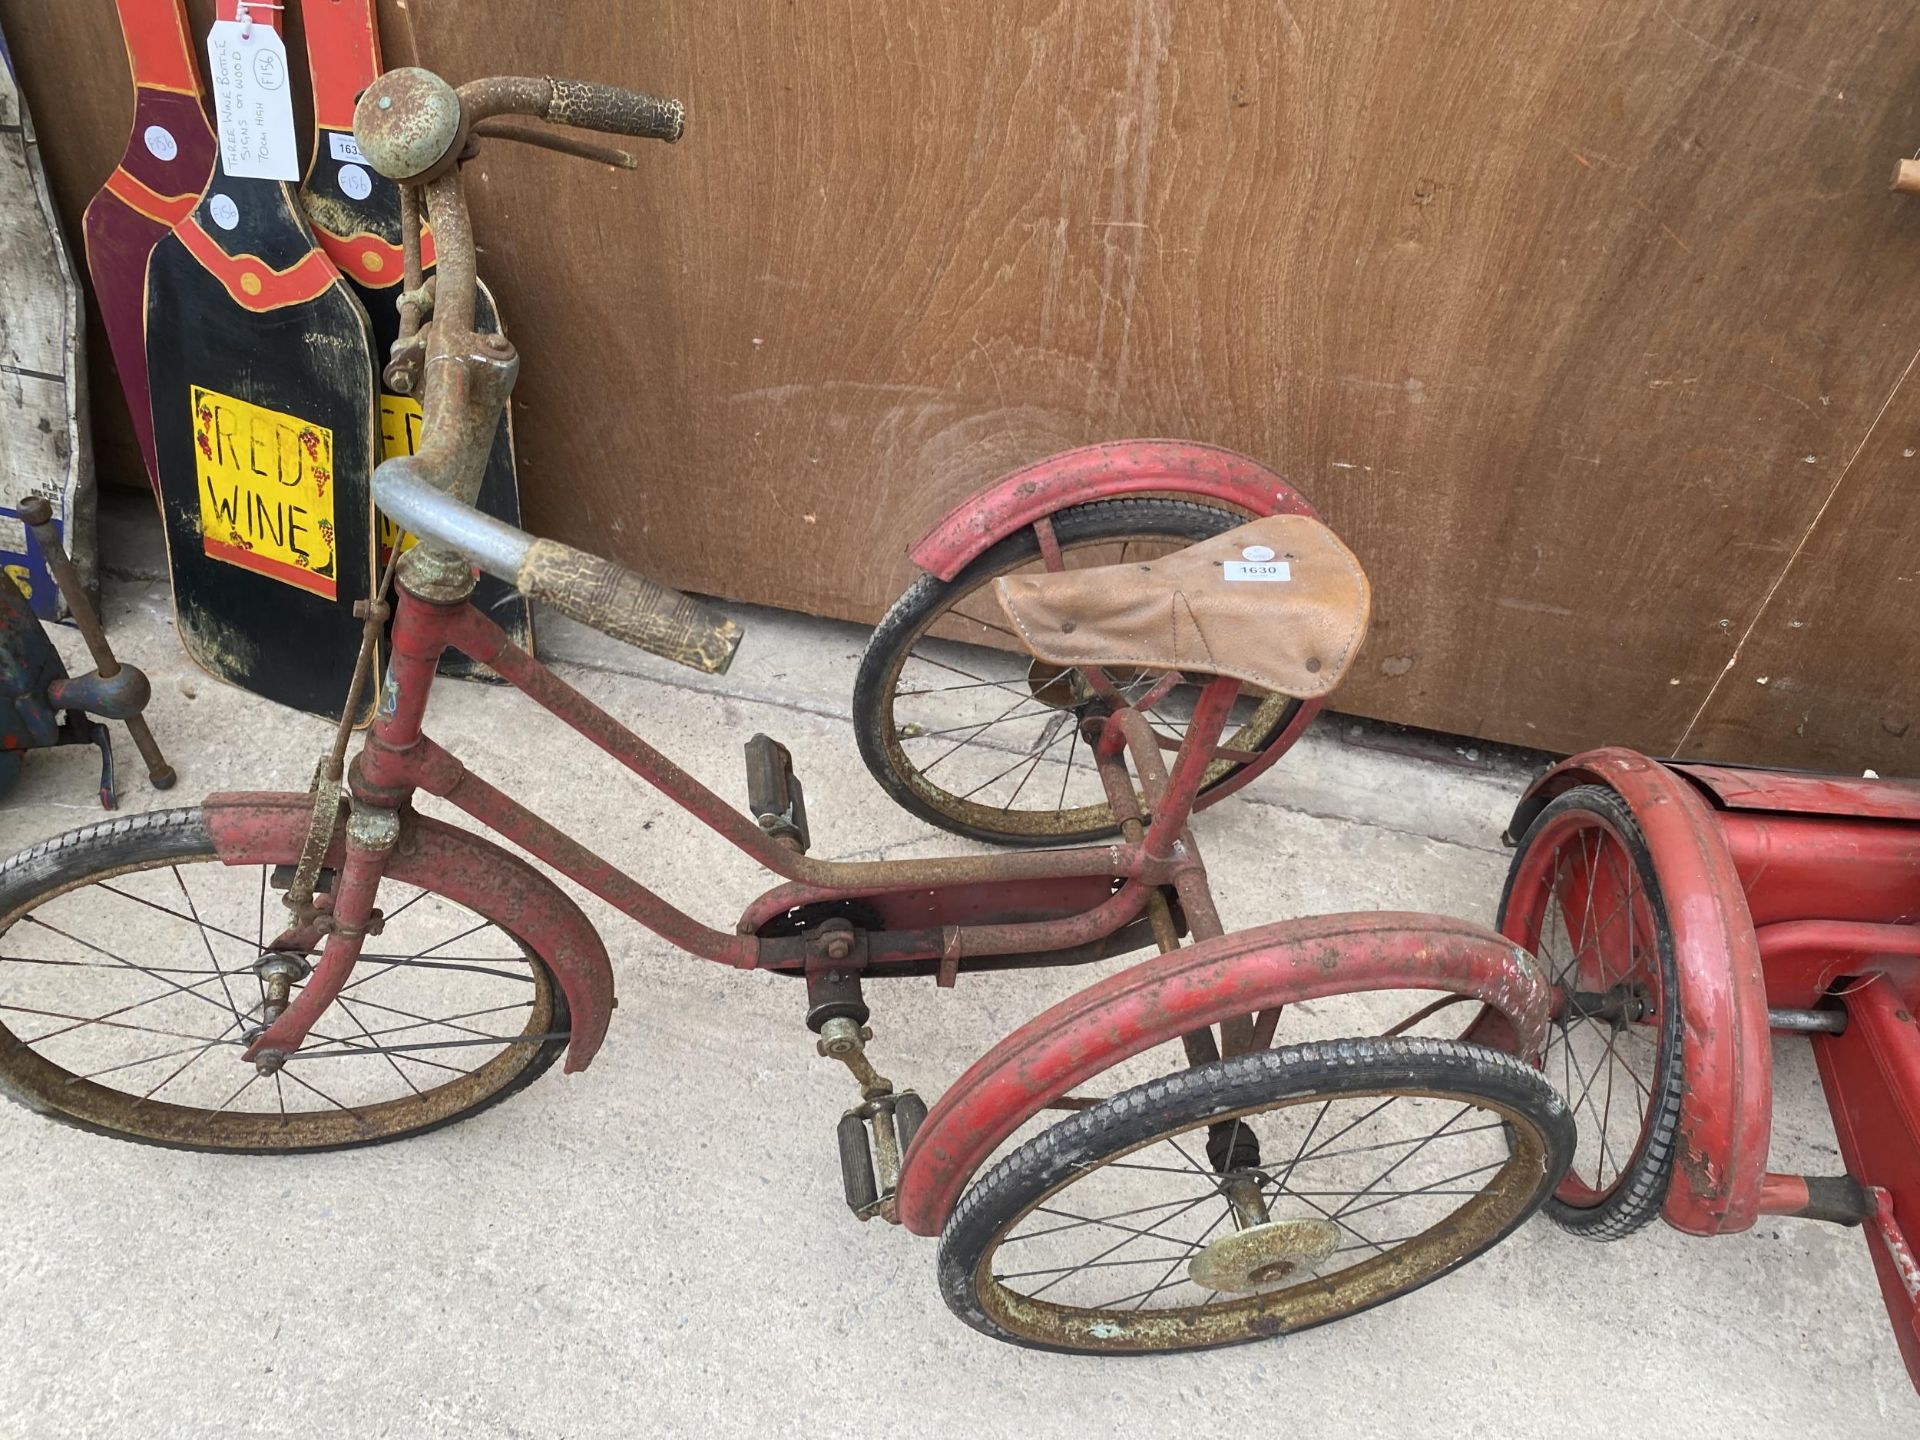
[1326,1103,1473,1220]
[1022,1189,1220,1300]
[1009,1194,1219,1243]
[1128,1206,1233,1311]
[4,1000,237,1048]
[334,994,423,1096]
[172,865,251,1032]
[16,914,243,1037]
[96,880,263,953]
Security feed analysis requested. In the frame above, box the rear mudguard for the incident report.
[907,439,1319,582]
[1505,747,1771,1235]
[894,911,1551,1237]
[907,440,1326,804]
[202,792,615,1072]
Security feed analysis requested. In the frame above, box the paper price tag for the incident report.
[1222,560,1291,583]
[329,131,366,164]
[205,20,299,182]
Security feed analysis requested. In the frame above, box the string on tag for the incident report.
[237,1,284,40]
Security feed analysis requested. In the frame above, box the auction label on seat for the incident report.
[192,386,337,598]
[1223,560,1291,582]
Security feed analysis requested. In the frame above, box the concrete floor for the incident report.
[1,519,1915,1437]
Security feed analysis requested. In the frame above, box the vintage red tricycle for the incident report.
[0,65,1578,1353]
[1501,750,1920,1391]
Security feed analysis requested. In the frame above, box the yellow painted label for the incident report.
[377,394,423,560]
[192,386,337,599]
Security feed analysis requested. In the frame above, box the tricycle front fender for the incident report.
[202,792,615,1072]
[907,439,1318,582]
[894,911,1550,1237]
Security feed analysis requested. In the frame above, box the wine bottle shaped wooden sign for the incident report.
[82,0,216,497]
[145,0,376,721]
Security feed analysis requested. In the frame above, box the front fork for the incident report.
[241,801,399,1070]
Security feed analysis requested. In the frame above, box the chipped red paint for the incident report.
[1514,749,1920,1390]
[906,440,1319,582]
[202,792,616,1071]
[1508,747,1772,1236]
[1812,984,1920,1385]
[1672,762,1920,825]
[893,911,1551,1237]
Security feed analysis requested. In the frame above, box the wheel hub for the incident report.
[1187,1217,1341,1292]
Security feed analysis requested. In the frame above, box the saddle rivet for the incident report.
[1061,621,1076,633]
[1306,658,1323,673]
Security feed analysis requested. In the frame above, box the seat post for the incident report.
[1139,677,1242,859]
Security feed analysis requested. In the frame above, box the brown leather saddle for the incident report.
[992,515,1370,698]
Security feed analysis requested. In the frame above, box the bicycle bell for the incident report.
[354,67,466,184]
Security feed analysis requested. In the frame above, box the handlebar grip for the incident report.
[516,539,740,674]
[545,78,685,144]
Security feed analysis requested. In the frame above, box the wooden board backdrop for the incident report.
[4,0,1919,770]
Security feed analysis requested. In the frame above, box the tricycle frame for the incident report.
[231,567,1246,1072]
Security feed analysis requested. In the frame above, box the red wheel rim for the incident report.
[1501,809,1668,1209]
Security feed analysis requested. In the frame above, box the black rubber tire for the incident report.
[1497,785,1686,1240]
[0,807,569,1153]
[854,499,1304,845]
[937,1036,1574,1354]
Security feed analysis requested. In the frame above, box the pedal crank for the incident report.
[806,967,925,1222]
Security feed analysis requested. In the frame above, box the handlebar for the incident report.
[352,67,742,676]
[464,75,684,145]
[376,460,742,672]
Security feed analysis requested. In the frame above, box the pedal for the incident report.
[836,1090,929,1221]
[744,733,810,852]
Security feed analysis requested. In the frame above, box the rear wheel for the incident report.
[937,1036,1573,1353]
[855,500,1306,845]
[0,808,569,1151]
[1498,786,1685,1238]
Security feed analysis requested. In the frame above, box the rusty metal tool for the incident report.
[20,494,175,793]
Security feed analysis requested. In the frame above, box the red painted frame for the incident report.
[1509,748,1920,1391]
[224,581,1239,1066]
[199,552,1555,1240]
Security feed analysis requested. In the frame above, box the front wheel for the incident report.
[937,1036,1573,1353]
[0,808,569,1151]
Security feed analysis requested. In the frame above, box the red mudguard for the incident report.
[1506,748,1772,1236]
[201,792,616,1072]
[907,439,1319,582]
[907,440,1326,807]
[894,911,1553,1238]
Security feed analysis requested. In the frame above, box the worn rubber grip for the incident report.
[545,78,685,143]
[516,539,741,673]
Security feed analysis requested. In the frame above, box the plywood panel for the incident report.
[1681,362,1920,770]
[3,0,1918,770]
